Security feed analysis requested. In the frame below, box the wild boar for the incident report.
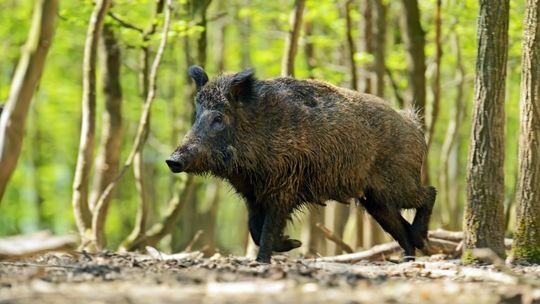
[167,66,436,263]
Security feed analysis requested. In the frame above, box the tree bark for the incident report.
[281,0,306,77]
[510,0,540,264]
[89,24,123,215]
[464,0,509,261]
[72,0,111,238]
[0,0,58,203]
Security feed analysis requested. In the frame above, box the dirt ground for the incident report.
[0,251,539,304]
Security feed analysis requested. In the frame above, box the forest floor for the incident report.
[1,250,540,304]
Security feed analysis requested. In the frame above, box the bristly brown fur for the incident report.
[168,67,436,262]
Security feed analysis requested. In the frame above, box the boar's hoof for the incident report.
[255,255,271,264]
[274,238,302,252]
[401,255,416,262]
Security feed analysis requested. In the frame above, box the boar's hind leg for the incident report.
[409,186,437,252]
[362,193,416,261]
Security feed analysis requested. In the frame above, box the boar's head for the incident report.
[166,65,255,176]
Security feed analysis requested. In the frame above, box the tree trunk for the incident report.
[237,0,252,68]
[0,0,58,203]
[344,0,358,91]
[371,0,386,97]
[125,0,165,251]
[439,33,465,230]
[91,0,173,250]
[426,0,442,152]
[72,0,111,238]
[400,0,428,183]
[510,0,540,264]
[358,0,372,93]
[281,0,305,77]
[464,0,509,261]
[399,0,426,125]
[90,24,123,216]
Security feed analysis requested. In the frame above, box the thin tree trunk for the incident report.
[0,0,57,203]
[72,0,111,239]
[372,0,386,97]
[464,0,509,261]
[90,24,123,216]
[125,0,165,251]
[29,107,46,228]
[237,0,252,68]
[196,0,212,67]
[400,0,428,183]
[510,0,540,264]
[426,0,442,151]
[215,0,227,72]
[344,0,358,91]
[359,0,372,93]
[399,0,426,125]
[439,33,465,230]
[303,20,316,79]
[281,0,305,77]
[90,0,173,250]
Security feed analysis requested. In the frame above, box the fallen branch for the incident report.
[0,232,78,261]
[314,241,400,263]
[314,237,462,263]
[428,229,513,249]
[315,222,354,254]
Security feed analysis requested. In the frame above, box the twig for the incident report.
[184,230,204,252]
[107,12,144,33]
[315,222,354,254]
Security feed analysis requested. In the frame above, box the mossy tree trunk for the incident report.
[510,0,540,264]
[463,0,509,261]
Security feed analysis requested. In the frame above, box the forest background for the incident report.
[0,0,527,258]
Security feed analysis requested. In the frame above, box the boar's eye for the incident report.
[212,115,223,125]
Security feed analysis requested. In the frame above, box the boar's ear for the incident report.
[228,68,256,104]
[188,65,209,91]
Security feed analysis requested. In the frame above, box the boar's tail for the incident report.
[398,108,424,133]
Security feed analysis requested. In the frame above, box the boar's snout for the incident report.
[165,157,185,173]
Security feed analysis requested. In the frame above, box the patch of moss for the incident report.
[510,245,540,264]
[462,249,479,265]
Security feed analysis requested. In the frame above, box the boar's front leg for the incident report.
[256,207,283,263]
[247,201,265,246]
[247,201,301,260]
